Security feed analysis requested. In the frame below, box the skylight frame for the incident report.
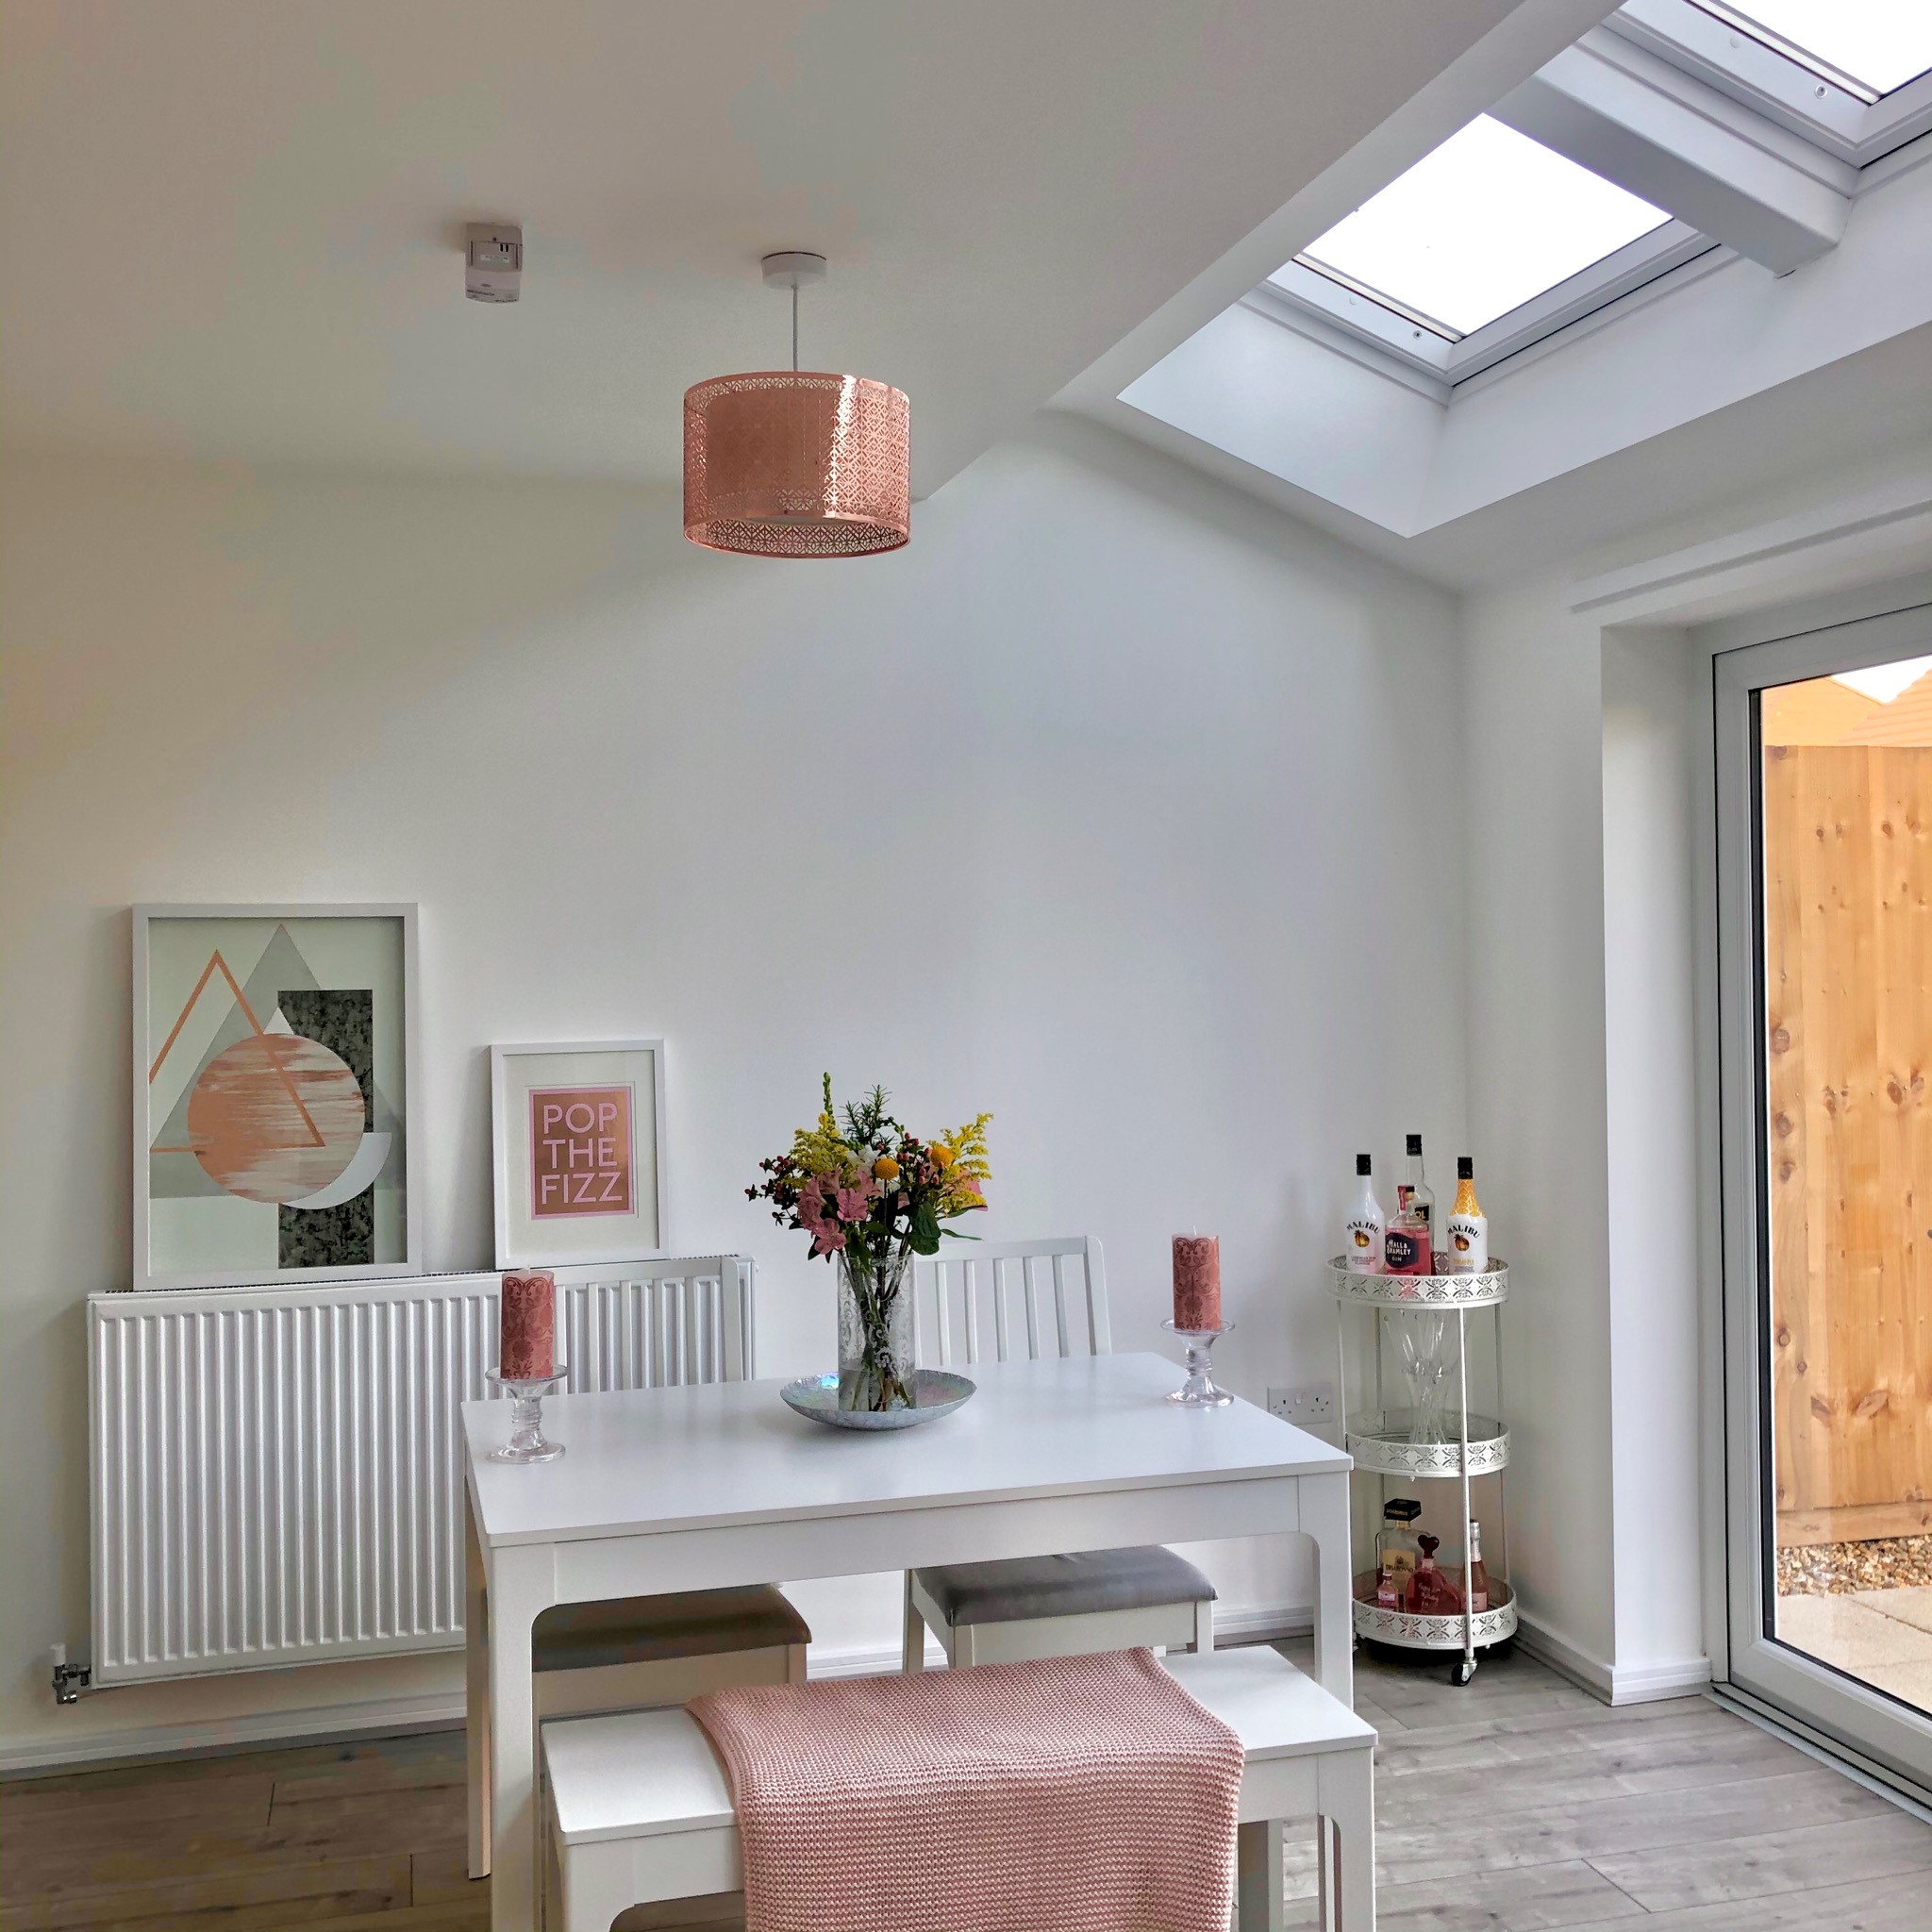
[1288,115,1679,344]
[1610,0,1932,164]
[1239,0,1932,415]
[1261,218,1714,391]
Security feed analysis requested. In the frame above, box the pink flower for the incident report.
[797,1175,848,1257]
[835,1177,880,1222]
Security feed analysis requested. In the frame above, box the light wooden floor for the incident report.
[1283,1639,1932,1930]
[3,1643,1927,1932]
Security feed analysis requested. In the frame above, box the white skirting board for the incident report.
[2,1602,1315,1774]
[1515,1608,1712,1705]
[0,1689,468,1778]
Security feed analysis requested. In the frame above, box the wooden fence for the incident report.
[1763,731,1932,1546]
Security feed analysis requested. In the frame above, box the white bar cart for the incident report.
[1329,1255,1516,1686]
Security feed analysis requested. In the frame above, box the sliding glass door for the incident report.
[1715,603,1932,1792]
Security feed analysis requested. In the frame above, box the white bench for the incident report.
[541,1646,1375,1931]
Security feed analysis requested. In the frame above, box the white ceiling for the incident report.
[1,0,1571,499]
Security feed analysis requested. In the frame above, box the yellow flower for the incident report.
[873,1156,900,1181]
[930,1142,955,1168]
[936,1112,991,1215]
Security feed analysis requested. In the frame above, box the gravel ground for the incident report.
[1777,1535,1932,1595]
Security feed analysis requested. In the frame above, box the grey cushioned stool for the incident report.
[906,1546,1216,1668]
[901,1238,1219,1670]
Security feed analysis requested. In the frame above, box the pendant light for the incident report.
[683,253,910,558]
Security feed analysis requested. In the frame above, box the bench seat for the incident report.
[541,1646,1375,1930]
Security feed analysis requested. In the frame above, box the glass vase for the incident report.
[838,1240,916,1412]
[1394,1309,1453,1444]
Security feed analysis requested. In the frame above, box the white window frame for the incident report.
[1259,219,1714,391]
[1707,599,1932,1806]
[1609,0,1932,165]
[1249,0,1932,397]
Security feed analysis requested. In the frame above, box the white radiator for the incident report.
[87,1257,754,1685]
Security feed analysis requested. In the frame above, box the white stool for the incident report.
[541,1646,1375,1931]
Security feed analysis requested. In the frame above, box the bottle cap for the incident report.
[1457,1155,1474,1179]
[1382,1497,1422,1524]
[1356,1153,1372,1175]
[1418,1532,1440,1558]
[1406,1132,1423,1157]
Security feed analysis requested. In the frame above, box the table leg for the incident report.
[465,1493,491,1879]
[1305,1470,1355,1707]
[1235,1818,1287,1930]
[487,1542,556,1932]
[901,1571,925,1674]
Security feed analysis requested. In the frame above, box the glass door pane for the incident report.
[1759,654,1932,1712]
[1717,608,1932,1794]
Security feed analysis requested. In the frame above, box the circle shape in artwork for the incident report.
[187,1033,366,1204]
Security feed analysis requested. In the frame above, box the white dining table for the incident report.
[462,1349,1356,1932]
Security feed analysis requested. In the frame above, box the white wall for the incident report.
[0,418,1468,1762]
[1460,578,1710,1700]
[1601,626,1705,1690]
[1460,578,1619,1673]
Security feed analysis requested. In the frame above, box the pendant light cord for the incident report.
[791,282,799,373]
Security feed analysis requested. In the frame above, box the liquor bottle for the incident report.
[1344,1155,1385,1273]
[1465,1518,1491,1613]
[1407,1532,1464,1616]
[1403,1132,1435,1247]
[1445,1157,1489,1273]
[1383,1174,1431,1277]
[1374,1498,1423,1608]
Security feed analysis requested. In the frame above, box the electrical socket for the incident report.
[1268,1383,1337,1433]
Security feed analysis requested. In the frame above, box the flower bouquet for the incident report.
[750,1076,991,1411]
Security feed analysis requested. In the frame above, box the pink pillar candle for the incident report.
[1172,1235,1222,1332]
[500,1270,557,1380]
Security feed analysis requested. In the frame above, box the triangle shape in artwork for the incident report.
[150,925,322,1150]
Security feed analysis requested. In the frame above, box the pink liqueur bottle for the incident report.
[1407,1533,1464,1616]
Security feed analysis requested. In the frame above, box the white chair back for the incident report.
[912,1237,1110,1367]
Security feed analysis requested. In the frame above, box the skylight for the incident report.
[1291,117,1670,340]
[1703,1,1932,99]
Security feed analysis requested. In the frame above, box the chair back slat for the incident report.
[913,1238,1108,1366]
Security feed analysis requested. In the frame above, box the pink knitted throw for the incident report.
[689,1648,1243,1932]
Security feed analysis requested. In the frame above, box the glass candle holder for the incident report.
[484,1367,567,1463]
[1159,1318,1236,1407]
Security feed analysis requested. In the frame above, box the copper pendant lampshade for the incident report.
[684,253,910,558]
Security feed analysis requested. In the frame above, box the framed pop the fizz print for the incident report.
[132,904,422,1291]
[490,1040,667,1267]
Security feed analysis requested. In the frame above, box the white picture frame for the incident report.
[491,1039,668,1268]
[132,902,424,1292]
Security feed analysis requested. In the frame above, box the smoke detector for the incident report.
[466,224,522,303]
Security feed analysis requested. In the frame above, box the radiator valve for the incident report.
[49,1643,91,1705]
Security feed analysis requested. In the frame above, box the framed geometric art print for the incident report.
[132,904,422,1291]
[490,1040,667,1268]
